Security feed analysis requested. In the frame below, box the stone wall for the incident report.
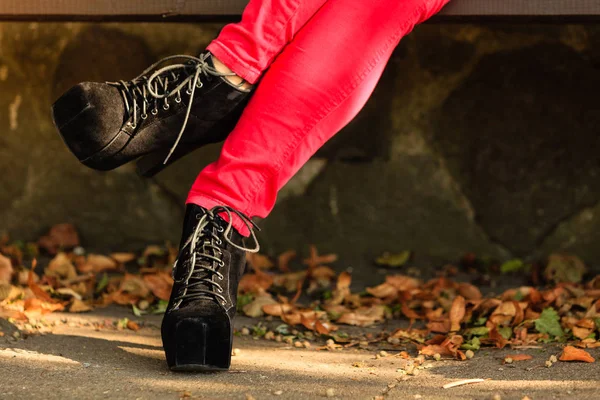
[1,22,600,268]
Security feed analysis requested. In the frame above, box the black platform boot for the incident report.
[51,53,252,177]
[162,204,259,371]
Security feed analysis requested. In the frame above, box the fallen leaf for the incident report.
[262,302,293,317]
[559,345,595,363]
[142,271,173,301]
[80,254,118,274]
[503,354,533,363]
[0,253,13,283]
[45,252,78,280]
[375,251,411,268]
[401,303,421,320]
[366,283,398,298]
[449,295,466,332]
[458,282,482,300]
[69,298,92,313]
[239,273,274,293]
[24,298,64,315]
[246,253,274,271]
[314,320,338,335]
[336,306,386,327]
[535,308,564,338]
[572,318,596,340]
[37,223,80,254]
[0,283,22,302]
[277,250,297,272]
[303,245,338,269]
[243,293,277,318]
[119,274,150,298]
[127,320,140,331]
[110,252,137,264]
[385,275,421,291]
[28,267,59,304]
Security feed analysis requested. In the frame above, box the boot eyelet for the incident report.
[163,103,170,111]
[217,227,224,233]
[221,301,227,305]
[175,97,182,104]
[141,113,148,120]
[217,287,223,293]
[151,109,159,116]
[196,82,204,89]
[218,275,224,280]
[186,89,193,95]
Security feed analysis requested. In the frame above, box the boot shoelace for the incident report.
[171,206,260,309]
[109,53,245,164]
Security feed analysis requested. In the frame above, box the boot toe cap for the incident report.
[51,82,126,160]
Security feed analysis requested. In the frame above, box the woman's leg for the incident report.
[187,0,451,233]
[209,0,330,84]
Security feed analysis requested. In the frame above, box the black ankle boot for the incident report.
[162,204,259,371]
[51,53,252,177]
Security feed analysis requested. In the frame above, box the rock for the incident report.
[434,43,600,256]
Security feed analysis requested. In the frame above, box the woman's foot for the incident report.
[161,204,259,371]
[51,53,253,177]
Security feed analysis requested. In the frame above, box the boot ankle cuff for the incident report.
[185,195,251,237]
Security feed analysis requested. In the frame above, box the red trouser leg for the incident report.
[188,0,451,234]
[207,0,329,84]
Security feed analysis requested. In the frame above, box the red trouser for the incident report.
[187,0,451,234]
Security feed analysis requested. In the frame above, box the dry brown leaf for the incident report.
[427,319,451,334]
[420,344,454,357]
[142,271,173,301]
[559,346,595,363]
[273,271,306,293]
[0,282,22,303]
[277,250,297,272]
[127,320,140,331]
[24,298,64,315]
[503,354,532,363]
[28,266,60,304]
[458,282,482,300]
[37,223,80,254]
[315,320,337,335]
[119,274,150,298]
[449,295,466,332]
[367,283,398,299]
[246,253,274,271]
[489,301,518,326]
[0,253,13,283]
[243,293,276,318]
[81,254,119,274]
[69,298,92,313]
[46,252,78,280]
[336,306,385,327]
[303,245,338,269]
[262,302,293,317]
[487,326,509,349]
[401,303,421,320]
[110,252,137,264]
[385,275,421,291]
[239,273,274,293]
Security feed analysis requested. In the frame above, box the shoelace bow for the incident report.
[172,206,260,308]
[109,53,244,165]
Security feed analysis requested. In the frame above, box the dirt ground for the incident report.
[1,307,599,400]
